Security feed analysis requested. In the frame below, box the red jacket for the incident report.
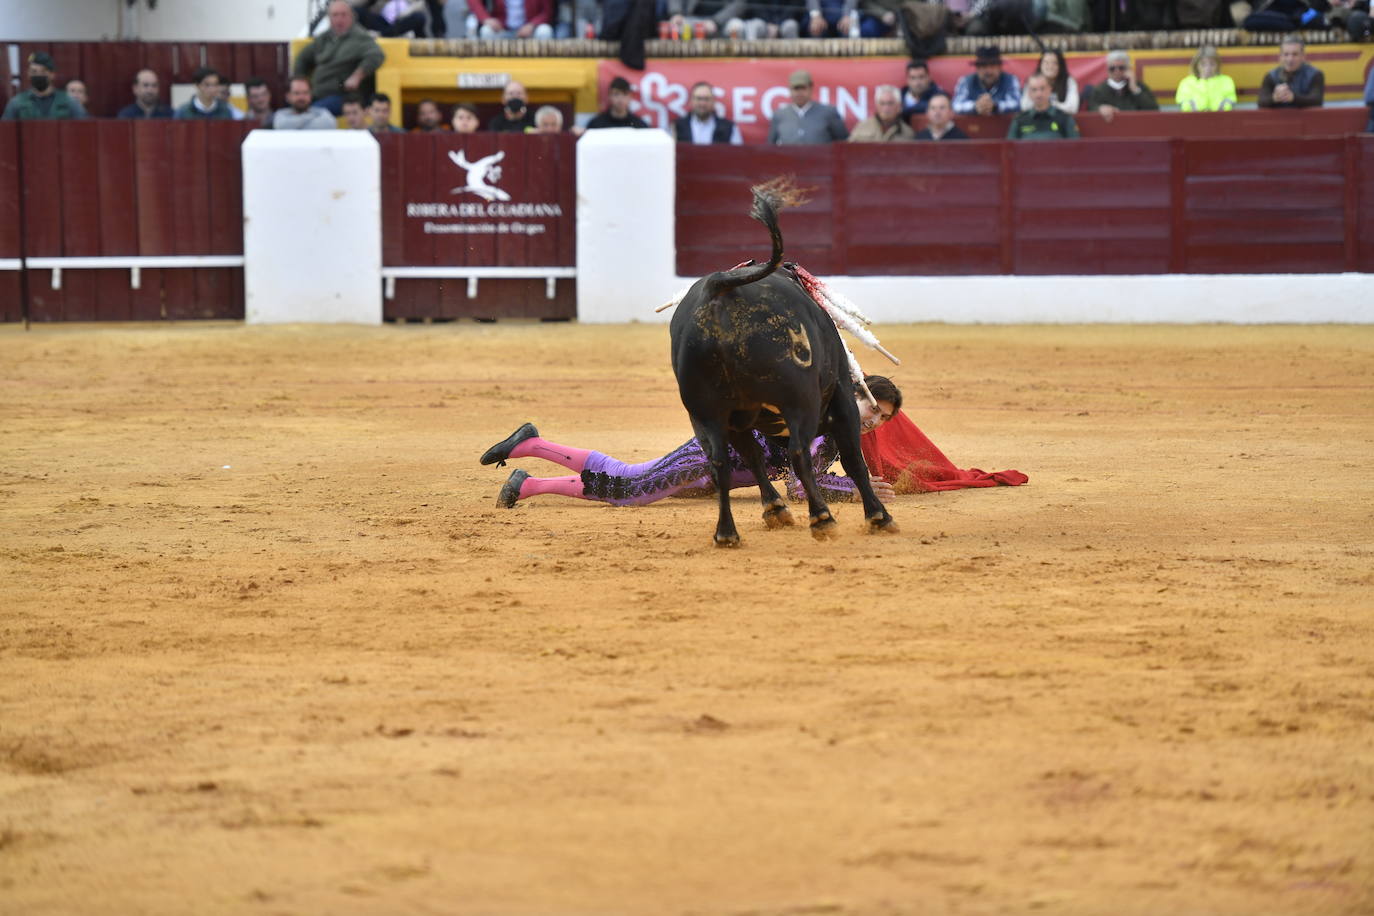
[467,0,553,28]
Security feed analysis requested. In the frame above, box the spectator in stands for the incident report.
[443,0,471,36]
[1327,0,1371,42]
[953,46,1022,116]
[1366,65,1374,133]
[1174,45,1236,112]
[272,77,338,129]
[412,98,451,131]
[354,0,433,36]
[342,93,371,128]
[665,0,741,38]
[216,82,246,120]
[118,69,173,119]
[244,78,275,128]
[1084,50,1158,123]
[533,105,565,132]
[900,60,944,118]
[452,102,482,132]
[915,92,968,139]
[768,69,848,143]
[1008,74,1079,139]
[1021,48,1079,115]
[674,81,743,144]
[1258,36,1325,108]
[468,0,556,37]
[854,0,903,36]
[756,3,805,38]
[175,68,237,120]
[369,92,405,132]
[587,76,650,128]
[294,0,386,115]
[65,79,89,110]
[804,0,859,36]
[849,84,914,141]
[489,80,537,131]
[2,52,88,120]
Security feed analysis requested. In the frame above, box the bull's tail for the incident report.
[704,177,810,297]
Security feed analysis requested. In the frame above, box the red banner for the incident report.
[598,57,1110,144]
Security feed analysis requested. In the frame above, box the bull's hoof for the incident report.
[867,514,900,535]
[714,532,742,548]
[810,515,839,541]
[762,503,795,529]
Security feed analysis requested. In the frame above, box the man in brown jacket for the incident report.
[293,0,385,115]
[849,84,915,142]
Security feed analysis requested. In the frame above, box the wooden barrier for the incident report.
[676,135,1374,277]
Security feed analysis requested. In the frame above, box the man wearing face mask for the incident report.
[1084,49,1158,124]
[3,52,88,120]
[488,80,537,132]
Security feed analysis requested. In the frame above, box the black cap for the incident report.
[972,46,1002,66]
[29,51,56,70]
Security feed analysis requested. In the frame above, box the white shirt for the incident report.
[688,115,743,145]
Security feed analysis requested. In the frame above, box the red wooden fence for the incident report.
[378,131,577,320]
[3,41,289,119]
[676,135,1374,277]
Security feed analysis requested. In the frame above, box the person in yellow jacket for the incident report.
[1175,46,1237,112]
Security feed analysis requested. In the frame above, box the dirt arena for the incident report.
[1,320,1371,915]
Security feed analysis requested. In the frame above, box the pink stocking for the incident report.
[508,437,593,472]
[516,475,586,501]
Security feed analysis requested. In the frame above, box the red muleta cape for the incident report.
[861,410,1028,494]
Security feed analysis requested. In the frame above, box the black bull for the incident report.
[668,183,898,547]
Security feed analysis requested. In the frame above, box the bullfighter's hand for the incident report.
[869,476,895,500]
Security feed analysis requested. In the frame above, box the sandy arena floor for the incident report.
[1,320,1372,915]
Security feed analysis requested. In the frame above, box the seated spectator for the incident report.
[756,1,805,38]
[855,0,903,36]
[1175,45,1236,112]
[900,59,945,118]
[533,105,565,133]
[118,69,173,119]
[293,0,385,115]
[666,0,740,37]
[675,81,743,144]
[2,52,88,120]
[452,102,481,133]
[412,98,450,131]
[354,0,432,36]
[1258,36,1325,108]
[915,92,968,139]
[806,0,860,36]
[175,68,237,119]
[244,78,275,128]
[1020,49,1079,115]
[1084,50,1158,123]
[1367,65,1374,133]
[272,78,338,129]
[368,92,405,132]
[342,92,371,128]
[768,69,848,143]
[489,80,537,132]
[1327,0,1370,41]
[468,0,555,37]
[216,81,246,120]
[1008,74,1079,139]
[849,84,915,141]
[587,76,650,129]
[953,46,1022,116]
[65,79,89,110]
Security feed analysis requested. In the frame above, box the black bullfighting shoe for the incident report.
[495,469,529,509]
[480,422,539,467]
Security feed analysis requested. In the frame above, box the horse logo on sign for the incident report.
[448,149,511,202]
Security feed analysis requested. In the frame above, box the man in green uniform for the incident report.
[2,52,88,120]
[1008,74,1079,141]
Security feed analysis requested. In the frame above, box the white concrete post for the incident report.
[242,131,382,325]
[575,129,679,324]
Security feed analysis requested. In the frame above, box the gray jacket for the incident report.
[271,106,339,130]
[768,102,848,144]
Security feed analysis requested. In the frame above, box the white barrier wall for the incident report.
[242,131,382,325]
[571,139,1374,325]
[575,130,680,324]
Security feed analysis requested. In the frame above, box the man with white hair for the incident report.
[293,0,385,115]
[848,85,915,142]
[1084,49,1158,124]
[532,105,564,133]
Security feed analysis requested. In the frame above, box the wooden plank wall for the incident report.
[677,135,1374,280]
[379,132,577,320]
